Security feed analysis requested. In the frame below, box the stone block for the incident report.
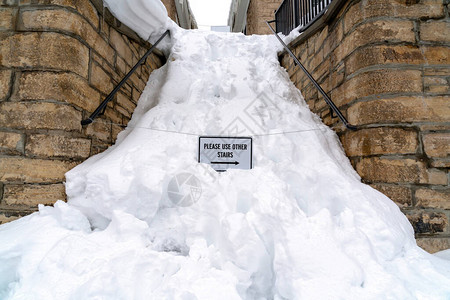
[334,19,415,63]
[348,96,450,125]
[85,118,111,142]
[406,211,447,234]
[116,92,136,115]
[26,134,91,159]
[371,184,412,208]
[19,0,99,29]
[333,69,422,106]
[420,20,450,43]
[19,9,114,65]
[0,214,20,225]
[3,184,65,206]
[0,33,89,78]
[90,62,113,95]
[0,102,81,131]
[0,7,16,31]
[0,131,23,154]
[416,237,450,254]
[416,188,450,210]
[356,157,445,184]
[341,127,418,157]
[0,157,77,183]
[346,45,424,76]
[0,69,11,100]
[422,46,450,65]
[13,71,100,112]
[423,133,450,159]
[110,29,133,65]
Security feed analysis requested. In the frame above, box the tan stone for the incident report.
[427,85,448,93]
[13,71,100,112]
[431,159,450,168]
[416,237,450,254]
[346,45,424,76]
[110,29,133,65]
[420,20,450,43]
[356,157,445,184]
[4,184,66,206]
[0,69,11,100]
[341,127,418,157]
[0,102,81,131]
[416,188,450,210]
[348,96,450,125]
[0,7,16,31]
[85,118,111,142]
[90,62,113,95]
[333,69,422,106]
[406,211,447,234]
[116,92,136,115]
[112,124,124,141]
[422,46,450,65]
[0,33,89,78]
[26,134,91,159]
[0,131,23,154]
[423,133,450,158]
[19,0,99,29]
[424,68,450,76]
[371,184,412,207]
[334,19,415,63]
[0,157,77,183]
[19,9,114,65]
[0,214,20,224]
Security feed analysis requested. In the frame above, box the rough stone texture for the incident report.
[0,33,89,78]
[406,211,448,235]
[341,127,418,157]
[0,131,23,155]
[370,184,412,208]
[3,184,66,206]
[420,20,450,43]
[0,157,77,183]
[246,0,283,35]
[423,133,450,159]
[416,237,450,254]
[0,7,16,31]
[26,134,91,159]
[0,69,12,100]
[416,188,450,210]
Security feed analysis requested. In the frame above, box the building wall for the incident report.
[246,0,282,34]
[280,0,450,253]
[0,0,169,223]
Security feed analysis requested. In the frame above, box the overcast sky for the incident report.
[188,0,233,28]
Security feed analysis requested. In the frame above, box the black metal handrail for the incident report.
[275,0,332,35]
[81,30,170,126]
[266,21,356,130]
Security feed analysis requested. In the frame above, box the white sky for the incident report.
[188,0,232,28]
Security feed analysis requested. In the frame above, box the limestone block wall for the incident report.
[280,0,450,253]
[246,0,282,34]
[0,0,167,222]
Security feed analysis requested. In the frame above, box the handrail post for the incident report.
[266,21,357,130]
[81,30,170,126]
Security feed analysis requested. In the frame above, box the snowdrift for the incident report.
[0,13,449,300]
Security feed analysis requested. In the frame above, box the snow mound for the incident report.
[1,26,449,299]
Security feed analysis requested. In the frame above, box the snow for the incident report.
[1,3,450,299]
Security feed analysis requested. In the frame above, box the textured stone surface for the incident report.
[340,127,418,157]
[406,211,448,234]
[356,157,446,184]
[423,133,450,159]
[3,184,66,206]
[0,131,23,154]
[416,188,450,210]
[416,237,450,254]
[371,184,412,208]
[0,102,81,131]
[420,20,450,43]
[13,71,100,112]
[90,62,113,95]
[0,157,77,183]
[347,96,450,125]
[26,134,91,159]
[0,69,11,100]
[0,33,89,78]
[0,7,16,31]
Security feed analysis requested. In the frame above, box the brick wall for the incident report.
[280,0,450,253]
[0,0,167,223]
[246,0,282,34]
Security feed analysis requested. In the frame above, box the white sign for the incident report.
[198,136,253,172]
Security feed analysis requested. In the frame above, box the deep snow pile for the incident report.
[1,21,450,300]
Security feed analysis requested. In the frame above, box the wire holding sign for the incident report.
[198,136,253,172]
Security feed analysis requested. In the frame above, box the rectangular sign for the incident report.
[198,136,253,172]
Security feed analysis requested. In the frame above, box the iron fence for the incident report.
[275,0,333,35]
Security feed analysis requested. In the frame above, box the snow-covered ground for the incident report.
[1,2,450,299]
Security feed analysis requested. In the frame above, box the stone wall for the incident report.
[246,0,282,34]
[0,0,167,223]
[280,0,450,253]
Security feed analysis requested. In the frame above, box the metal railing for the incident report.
[275,0,332,35]
[266,21,356,130]
[81,30,170,126]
